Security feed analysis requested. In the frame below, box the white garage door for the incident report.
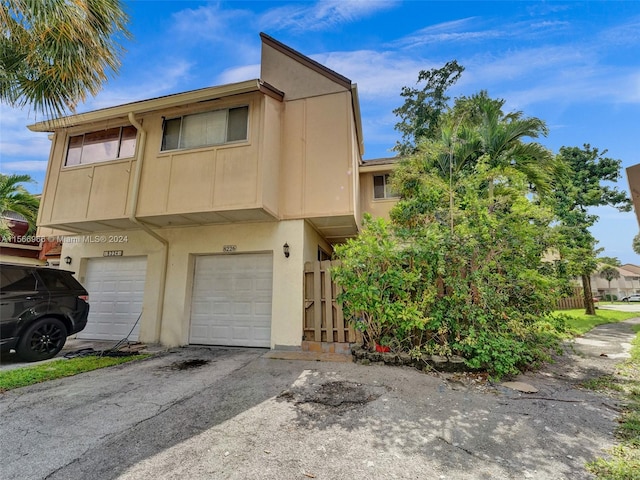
[189,253,273,347]
[78,256,147,341]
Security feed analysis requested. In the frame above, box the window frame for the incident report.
[160,105,249,153]
[64,125,138,167]
[373,174,399,200]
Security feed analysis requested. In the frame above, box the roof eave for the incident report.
[351,85,365,158]
[28,79,283,132]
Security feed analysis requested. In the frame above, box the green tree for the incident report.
[598,264,620,302]
[336,91,568,377]
[1,0,130,118]
[0,173,39,239]
[599,256,621,267]
[392,60,464,155]
[547,145,631,315]
[469,93,557,198]
[391,92,557,227]
[633,233,640,255]
[337,154,564,377]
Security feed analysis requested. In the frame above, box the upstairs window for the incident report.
[161,106,249,151]
[65,126,137,166]
[373,174,399,199]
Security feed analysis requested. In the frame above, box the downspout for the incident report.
[128,112,168,344]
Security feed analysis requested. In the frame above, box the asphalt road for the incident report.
[1,318,639,480]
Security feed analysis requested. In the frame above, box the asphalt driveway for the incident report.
[1,319,638,480]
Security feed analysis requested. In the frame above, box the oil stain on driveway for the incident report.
[1,319,638,480]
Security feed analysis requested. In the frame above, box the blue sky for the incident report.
[1,0,639,263]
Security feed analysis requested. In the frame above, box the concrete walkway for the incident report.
[573,317,640,359]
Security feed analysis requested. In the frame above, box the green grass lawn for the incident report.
[554,308,640,336]
[0,354,150,392]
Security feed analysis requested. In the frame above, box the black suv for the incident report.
[1,264,90,361]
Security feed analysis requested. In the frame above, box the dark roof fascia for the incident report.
[258,80,285,101]
[362,157,401,166]
[260,32,352,90]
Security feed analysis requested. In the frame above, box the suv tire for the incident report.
[16,318,68,362]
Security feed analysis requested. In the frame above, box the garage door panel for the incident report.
[78,256,147,341]
[233,302,251,315]
[253,327,270,341]
[189,253,272,347]
[213,302,230,314]
[254,302,271,315]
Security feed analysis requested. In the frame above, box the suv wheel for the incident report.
[16,318,68,361]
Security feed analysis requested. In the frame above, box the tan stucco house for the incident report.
[29,33,397,350]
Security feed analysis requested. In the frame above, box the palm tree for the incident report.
[433,92,560,200]
[471,93,557,199]
[598,265,620,302]
[0,0,130,118]
[0,174,40,239]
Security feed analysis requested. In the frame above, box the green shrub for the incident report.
[333,160,567,379]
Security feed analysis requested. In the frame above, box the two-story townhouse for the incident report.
[591,265,640,299]
[29,33,397,350]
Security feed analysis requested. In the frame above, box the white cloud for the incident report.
[171,4,253,42]
[598,16,640,47]
[0,106,51,158]
[66,60,196,114]
[260,0,398,32]
[624,72,640,103]
[389,18,504,49]
[312,50,425,98]
[1,161,49,172]
[1,136,51,158]
[217,64,261,85]
[168,3,259,65]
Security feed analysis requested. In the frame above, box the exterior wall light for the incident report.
[64,256,72,265]
[283,243,290,258]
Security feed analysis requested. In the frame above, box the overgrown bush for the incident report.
[333,156,568,378]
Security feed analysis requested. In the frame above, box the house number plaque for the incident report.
[103,250,124,257]
[222,245,237,253]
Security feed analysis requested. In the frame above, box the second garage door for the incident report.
[78,256,147,341]
[189,253,273,347]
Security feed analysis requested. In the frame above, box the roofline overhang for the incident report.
[359,163,399,174]
[351,85,365,158]
[28,79,284,132]
[359,157,400,173]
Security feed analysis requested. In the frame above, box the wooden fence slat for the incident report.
[331,261,345,343]
[313,260,322,341]
[303,260,354,344]
[555,287,584,310]
[322,260,333,342]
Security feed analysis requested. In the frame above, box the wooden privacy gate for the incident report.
[303,261,357,344]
